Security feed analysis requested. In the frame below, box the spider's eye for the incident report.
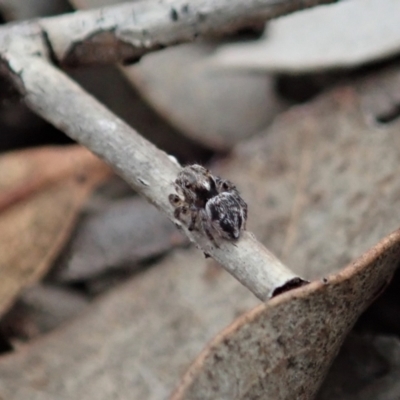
[185,182,191,189]
[222,182,229,190]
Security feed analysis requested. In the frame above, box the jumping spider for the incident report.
[168,164,248,247]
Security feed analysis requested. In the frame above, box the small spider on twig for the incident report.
[169,164,248,247]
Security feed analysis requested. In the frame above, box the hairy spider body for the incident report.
[169,164,248,247]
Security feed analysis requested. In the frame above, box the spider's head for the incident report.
[176,164,214,202]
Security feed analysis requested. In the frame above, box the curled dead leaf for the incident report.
[172,229,400,399]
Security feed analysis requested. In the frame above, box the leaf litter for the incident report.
[0,65,400,398]
[1,1,400,399]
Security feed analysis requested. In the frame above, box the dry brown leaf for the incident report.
[0,145,112,317]
[172,229,400,399]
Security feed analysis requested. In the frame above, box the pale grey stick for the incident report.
[0,0,338,67]
[4,52,301,300]
[0,0,322,299]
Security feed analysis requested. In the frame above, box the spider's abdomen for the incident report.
[206,193,247,240]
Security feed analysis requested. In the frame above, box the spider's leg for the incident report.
[238,196,248,229]
[169,194,189,222]
[188,207,198,232]
[174,206,184,221]
[204,225,220,248]
[174,182,186,199]
[172,201,187,219]
[200,209,220,248]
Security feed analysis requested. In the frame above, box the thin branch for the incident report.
[0,0,339,67]
[0,0,326,300]
[3,52,301,301]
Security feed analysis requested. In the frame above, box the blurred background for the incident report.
[0,1,400,399]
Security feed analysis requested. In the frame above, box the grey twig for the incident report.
[0,0,329,299]
[4,53,299,300]
[0,0,338,67]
